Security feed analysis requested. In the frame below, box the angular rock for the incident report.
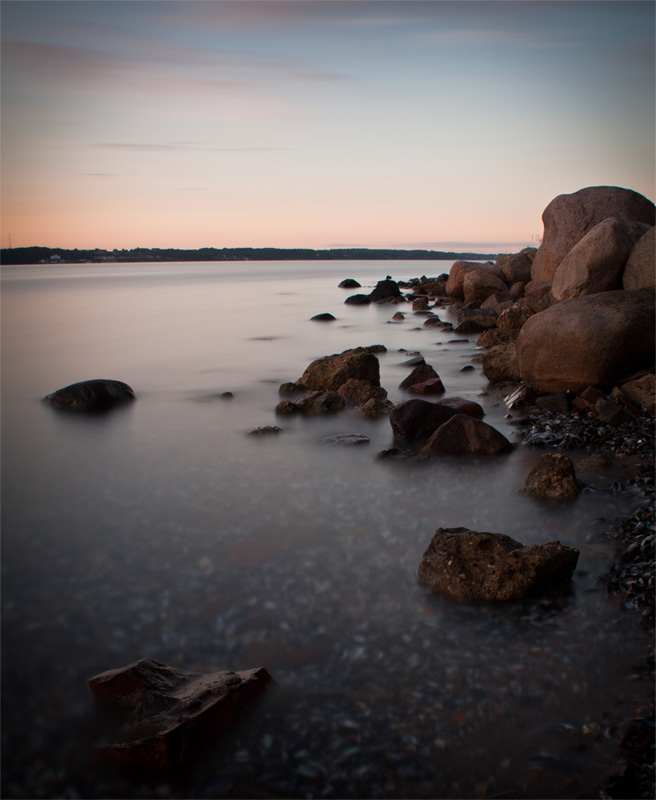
[623,226,655,292]
[463,269,508,305]
[44,379,135,411]
[418,527,579,602]
[523,281,555,313]
[422,414,513,455]
[88,658,273,770]
[535,393,571,414]
[407,378,446,396]
[481,343,521,385]
[571,386,634,424]
[338,378,387,405]
[338,278,361,289]
[509,281,527,301]
[497,304,530,332]
[389,398,457,442]
[495,249,535,285]
[531,186,655,282]
[275,400,300,415]
[456,307,498,330]
[412,297,431,311]
[355,397,394,418]
[399,363,439,390]
[391,311,405,321]
[439,396,485,419]
[552,218,651,300]
[516,290,656,393]
[480,294,513,315]
[524,453,581,500]
[369,278,402,302]
[279,381,305,396]
[620,372,655,416]
[301,348,380,392]
[296,391,345,415]
[477,328,519,347]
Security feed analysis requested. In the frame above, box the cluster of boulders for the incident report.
[434,186,654,414]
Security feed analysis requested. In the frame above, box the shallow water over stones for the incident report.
[2,261,652,799]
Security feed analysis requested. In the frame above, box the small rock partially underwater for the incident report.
[44,379,136,411]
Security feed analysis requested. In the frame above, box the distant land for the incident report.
[0,246,503,266]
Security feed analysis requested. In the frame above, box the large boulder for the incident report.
[301,348,380,392]
[552,218,651,301]
[495,248,535,285]
[481,344,521,385]
[422,414,513,455]
[524,453,581,500]
[463,269,508,305]
[623,226,655,292]
[531,186,655,282]
[516,290,655,393]
[389,399,457,442]
[44,379,135,411]
[369,278,403,302]
[445,261,505,299]
[418,527,580,602]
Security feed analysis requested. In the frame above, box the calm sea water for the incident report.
[1,261,650,799]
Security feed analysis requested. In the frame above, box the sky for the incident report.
[1,1,654,253]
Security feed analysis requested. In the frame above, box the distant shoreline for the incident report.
[0,245,503,266]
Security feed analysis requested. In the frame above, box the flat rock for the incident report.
[317,433,370,446]
[418,527,580,602]
[88,658,273,770]
[44,379,135,411]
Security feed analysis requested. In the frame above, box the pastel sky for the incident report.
[1,1,654,252]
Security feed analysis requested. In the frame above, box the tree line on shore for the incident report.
[0,245,502,266]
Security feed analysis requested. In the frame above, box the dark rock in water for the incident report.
[338,279,361,289]
[278,381,305,396]
[422,414,513,455]
[88,658,273,770]
[481,343,521,385]
[310,313,336,322]
[399,363,439,389]
[219,391,234,400]
[296,391,345,415]
[398,355,426,367]
[247,426,284,436]
[356,397,394,418]
[460,365,476,372]
[375,447,431,463]
[44,379,135,411]
[572,385,635,424]
[535,393,571,414]
[439,396,485,418]
[418,527,580,602]
[337,378,387,405]
[389,398,457,442]
[407,378,446,396]
[524,453,582,500]
[344,293,371,305]
[369,278,402,302]
[275,400,300,415]
[301,348,380,392]
[317,433,370,446]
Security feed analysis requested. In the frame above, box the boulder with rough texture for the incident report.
[524,453,581,500]
[445,261,505,299]
[407,378,446,396]
[532,186,656,282]
[399,363,440,390]
[439,396,485,419]
[422,414,513,455]
[497,304,531,332]
[463,269,508,305]
[296,391,345,415]
[418,527,579,602]
[44,379,135,411]
[516,290,655,393]
[455,307,498,331]
[356,397,394,418]
[88,658,273,770]
[389,399,457,442]
[369,278,403,302]
[523,281,555,313]
[552,218,651,301]
[301,348,380,392]
[481,344,521,385]
[495,249,536,285]
[337,379,387,405]
[623,226,655,292]
[620,373,655,416]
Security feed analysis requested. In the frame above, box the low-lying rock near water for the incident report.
[338,278,361,289]
[88,658,273,770]
[300,347,382,393]
[317,433,370,446]
[389,398,457,442]
[310,312,336,322]
[524,453,582,500]
[422,413,513,455]
[418,527,580,602]
[44,379,136,411]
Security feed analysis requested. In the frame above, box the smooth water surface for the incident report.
[2,261,650,799]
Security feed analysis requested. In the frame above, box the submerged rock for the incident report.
[310,313,336,322]
[524,453,582,500]
[317,433,370,446]
[338,278,361,289]
[88,658,273,770]
[418,527,580,602]
[44,379,135,411]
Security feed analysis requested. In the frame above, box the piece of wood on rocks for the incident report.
[524,453,581,500]
[44,379,135,411]
[88,659,274,770]
[418,527,580,602]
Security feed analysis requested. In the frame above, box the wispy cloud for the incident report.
[95,142,290,153]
